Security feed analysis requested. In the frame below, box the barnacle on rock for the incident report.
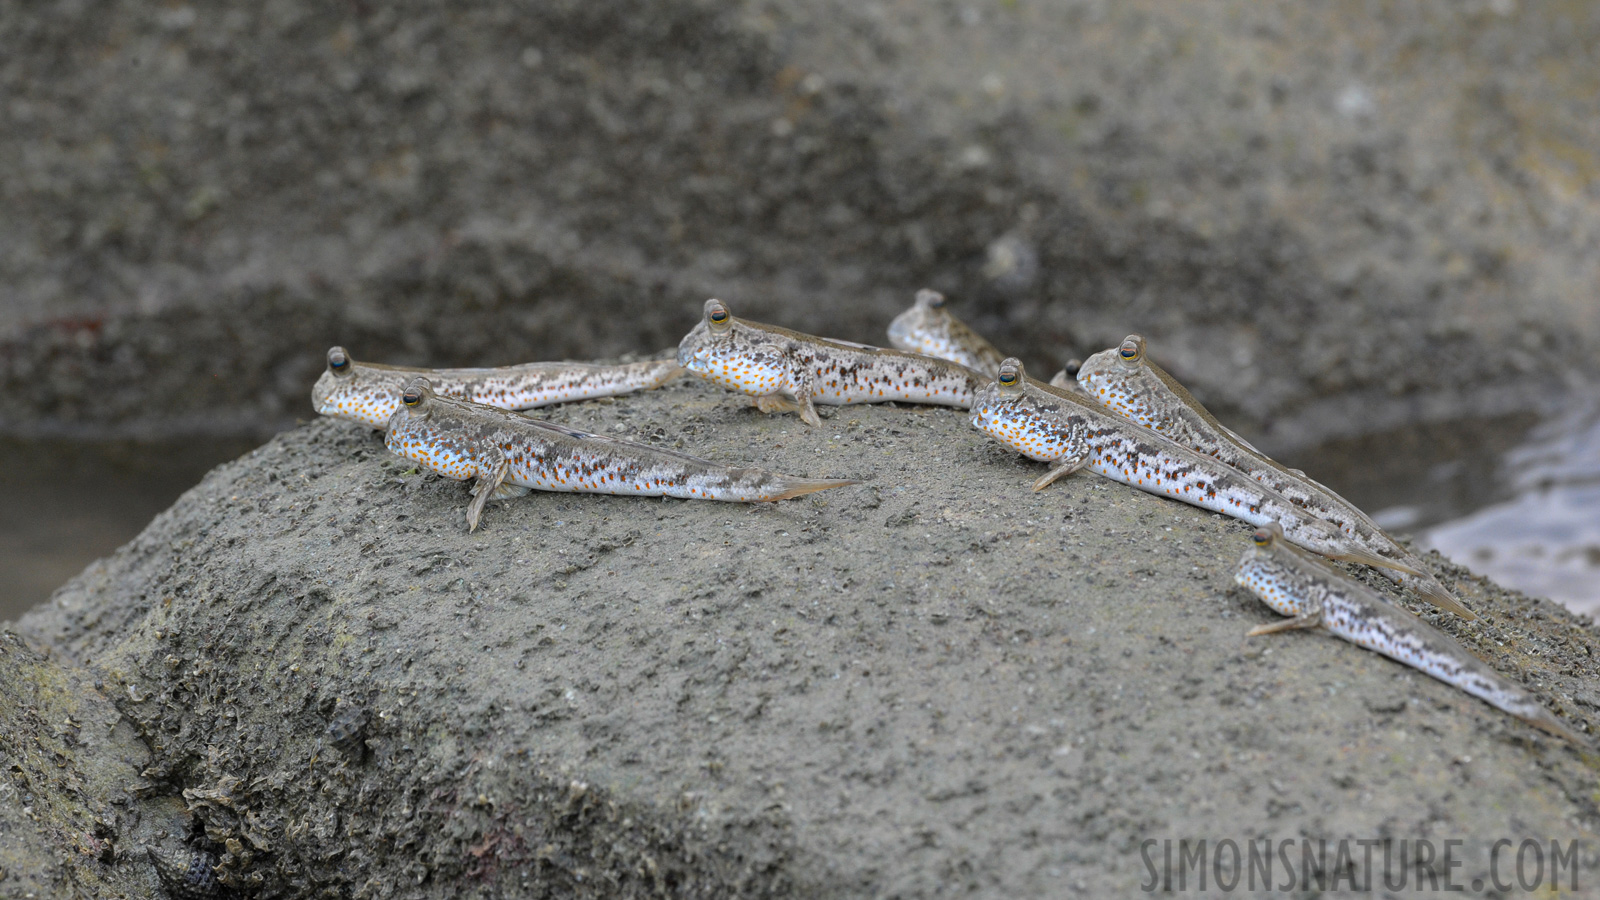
[148,846,221,899]
[326,701,370,758]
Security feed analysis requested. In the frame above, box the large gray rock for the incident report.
[0,627,186,898]
[17,380,1600,896]
[4,1,1599,447]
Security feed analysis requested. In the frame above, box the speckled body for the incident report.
[1077,336,1473,619]
[384,377,855,529]
[677,299,985,426]
[311,346,682,429]
[886,289,1008,378]
[1234,525,1586,746]
[970,360,1418,572]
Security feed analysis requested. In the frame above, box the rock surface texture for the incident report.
[14,381,1600,896]
[4,0,1599,447]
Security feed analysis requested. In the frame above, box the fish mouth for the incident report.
[676,345,711,372]
[314,394,350,420]
[675,344,706,370]
[310,373,334,413]
[311,383,349,419]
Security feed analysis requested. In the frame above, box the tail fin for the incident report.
[1522,707,1595,751]
[766,478,860,501]
[1326,544,1424,578]
[1408,574,1478,621]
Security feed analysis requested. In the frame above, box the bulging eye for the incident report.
[997,357,1025,388]
[328,347,350,371]
[705,299,731,329]
[1119,341,1139,361]
[1252,528,1272,547]
[703,299,737,336]
[402,388,422,407]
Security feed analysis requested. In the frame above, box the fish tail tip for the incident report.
[1533,715,1594,750]
[768,478,859,501]
[1334,547,1424,577]
[1414,580,1477,620]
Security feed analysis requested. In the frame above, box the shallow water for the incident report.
[1239,403,1600,616]
[1279,411,1539,536]
[0,437,260,622]
[1420,400,1600,616]
[2,402,1597,622]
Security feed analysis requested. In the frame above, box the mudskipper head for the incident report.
[971,358,1082,463]
[384,376,478,481]
[1074,334,1150,405]
[384,376,437,443]
[970,357,1028,431]
[676,299,735,369]
[888,289,1007,376]
[887,289,951,352]
[1233,521,1294,602]
[312,346,404,430]
[1237,522,1286,568]
[676,299,789,397]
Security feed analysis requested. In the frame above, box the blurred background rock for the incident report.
[3,0,1598,616]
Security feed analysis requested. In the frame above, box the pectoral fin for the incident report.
[754,392,821,426]
[787,361,822,427]
[1032,451,1090,492]
[466,454,510,533]
[797,396,822,427]
[1247,608,1324,636]
[755,394,799,414]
